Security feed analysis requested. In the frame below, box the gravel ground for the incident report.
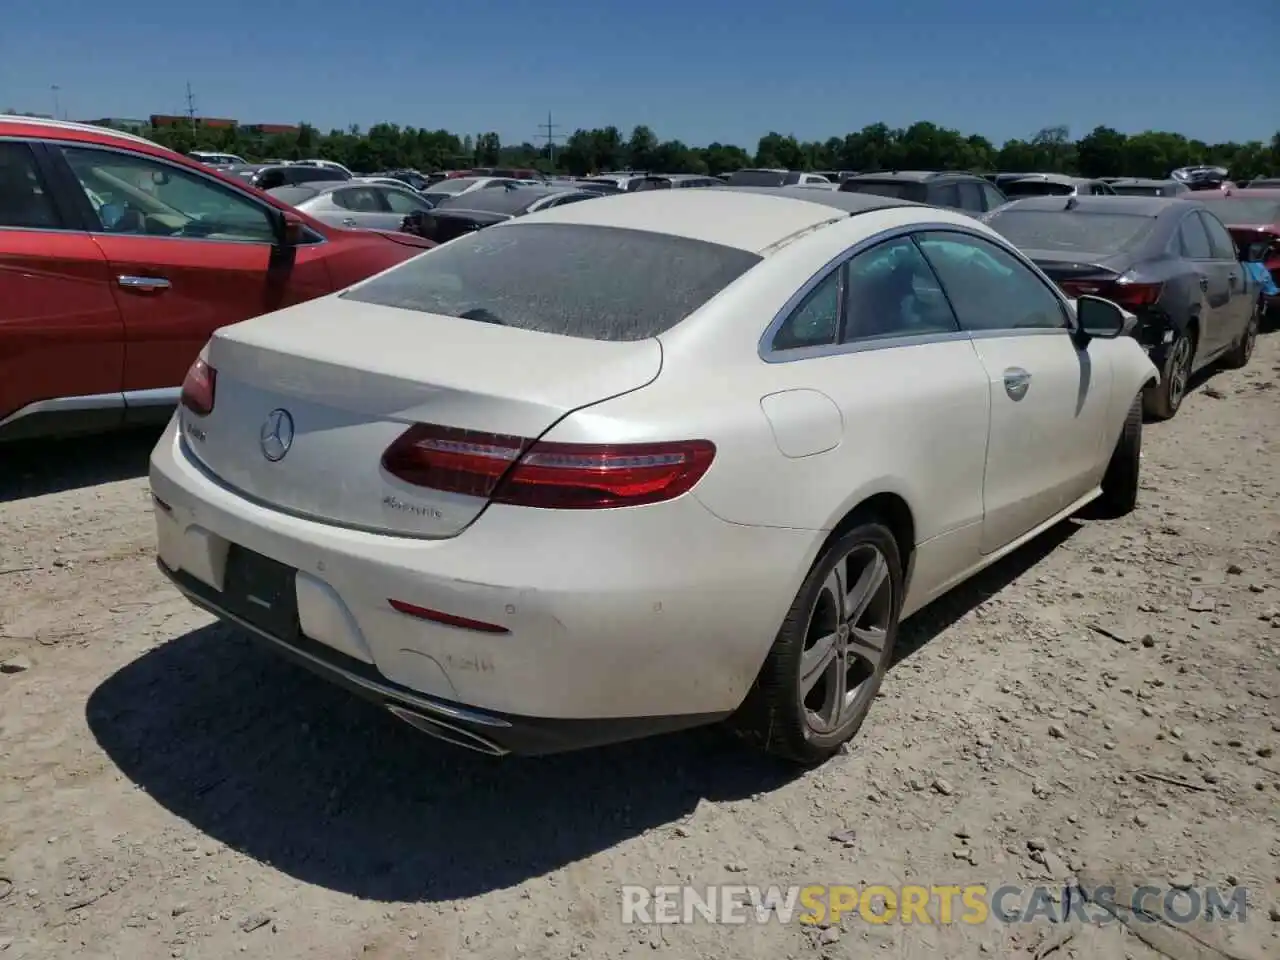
[2,333,1279,960]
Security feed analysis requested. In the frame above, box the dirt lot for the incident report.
[2,334,1279,960]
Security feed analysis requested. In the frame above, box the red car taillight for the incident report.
[380,423,716,509]
[180,358,217,416]
[1059,279,1163,310]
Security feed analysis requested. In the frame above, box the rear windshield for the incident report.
[724,170,788,187]
[435,187,549,215]
[1198,198,1280,225]
[1111,184,1168,197]
[985,209,1157,254]
[341,223,761,341]
[840,180,928,202]
[1003,180,1074,197]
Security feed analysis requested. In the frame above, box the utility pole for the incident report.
[185,82,197,135]
[50,85,61,120]
[536,111,564,168]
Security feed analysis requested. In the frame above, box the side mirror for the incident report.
[1074,295,1128,339]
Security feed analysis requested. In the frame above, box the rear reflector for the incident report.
[388,598,510,634]
[381,424,715,509]
[180,357,217,416]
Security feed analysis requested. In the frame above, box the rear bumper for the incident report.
[148,419,818,749]
[159,558,725,755]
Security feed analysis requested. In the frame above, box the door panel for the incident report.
[913,229,1112,555]
[0,230,124,421]
[52,143,335,392]
[1197,211,1252,354]
[970,331,1112,552]
[93,234,332,391]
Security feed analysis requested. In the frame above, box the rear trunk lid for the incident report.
[185,297,662,538]
[1023,250,1124,293]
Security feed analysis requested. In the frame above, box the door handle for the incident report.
[1003,367,1031,401]
[1198,276,1209,291]
[341,217,357,227]
[1228,273,1238,287]
[116,275,171,292]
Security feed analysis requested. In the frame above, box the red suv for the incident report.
[0,117,434,442]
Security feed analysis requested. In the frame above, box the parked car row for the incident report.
[5,116,1278,768]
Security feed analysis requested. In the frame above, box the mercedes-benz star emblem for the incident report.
[259,408,295,462]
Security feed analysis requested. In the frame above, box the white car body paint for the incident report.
[150,189,1158,742]
[759,389,843,458]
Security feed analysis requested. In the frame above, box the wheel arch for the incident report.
[819,490,917,592]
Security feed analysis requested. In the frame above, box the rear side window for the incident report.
[931,182,961,208]
[980,184,1007,211]
[1197,211,1237,260]
[332,187,384,212]
[956,182,984,212]
[342,223,762,341]
[0,142,62,229]
[1178,215,1213,258]
[841,180,928,203]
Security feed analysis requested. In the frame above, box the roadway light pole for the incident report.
[51,85,61,120]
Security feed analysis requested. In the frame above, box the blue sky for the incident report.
[3,0,1276,148]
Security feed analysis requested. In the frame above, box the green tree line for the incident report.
[135,118,1280,181]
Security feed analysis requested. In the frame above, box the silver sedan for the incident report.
[266,181,434,231]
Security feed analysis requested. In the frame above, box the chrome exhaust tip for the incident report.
[386,704,508,756]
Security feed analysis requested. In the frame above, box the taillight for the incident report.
[180,357,216,416]
[1059,279,1162,310]
[381,423,715,509]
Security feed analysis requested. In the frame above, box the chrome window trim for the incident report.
[759,220,1078,364]
[13,137,328,249]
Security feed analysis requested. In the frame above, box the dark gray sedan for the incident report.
[983,195,1259,419]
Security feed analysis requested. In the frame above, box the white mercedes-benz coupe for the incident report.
[150,186,1158,763]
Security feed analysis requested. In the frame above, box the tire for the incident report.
[1222,302,1259,370]
[1143,326,1194,421]
[731,521,902,765]
[1097,395,1142,518]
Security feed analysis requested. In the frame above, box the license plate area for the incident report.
[221,545,299,641]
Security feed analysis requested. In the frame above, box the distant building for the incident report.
[245,123,299,135]
[150,114,237,129]
[85,117,147,132]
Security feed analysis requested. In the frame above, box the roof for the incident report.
[265,182,349,203]
[996,195,1189,216]
[1008,173,1093,185]
[0,114,156,148]
[517,186,917,254]
[1111,178,1178,188]
[1210,187,1280,200]
[844,170,983,182]
[436,184,591,216]
[717,185,919,214]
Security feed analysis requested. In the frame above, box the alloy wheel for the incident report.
[1243,312,1258,363]
[1167,335,1192,409]
[798,543,894,735]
